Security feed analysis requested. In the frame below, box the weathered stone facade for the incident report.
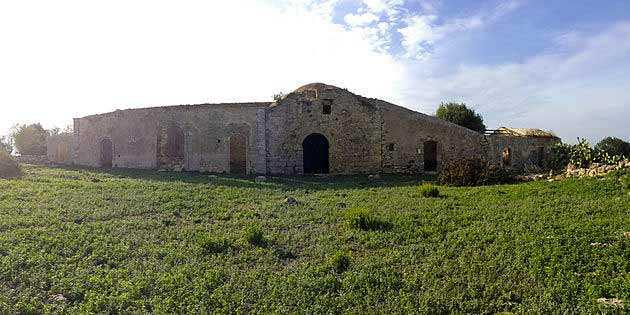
[53,83,561,175]
[46,133,73,165]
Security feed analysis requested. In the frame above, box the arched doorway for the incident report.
[230,133,247,174]
[423,141,437,172]
[502,147,512,167]
[100,138,113,168]
[166,125,185,159]
[302,133,329,174]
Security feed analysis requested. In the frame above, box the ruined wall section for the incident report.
[154,103,267,173]
[74,109,160,169]
[46,133,73,165]
[265,85,382,175]
[486,135,560,170]
[371,99,486,173]
[73,103,269,173]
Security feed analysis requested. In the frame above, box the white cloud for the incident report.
[399,22,630,143]
[397,1,522,59]
[398,15,440,58]
[344,12,379,26]
[363,0,387,13]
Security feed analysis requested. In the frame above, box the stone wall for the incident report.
[372,98,485,174]
[566,160,630,178]
[15,155,49,165]
[265,84,382,175]
[46,133,73,165]
[69,83,560,175]
[74,109,160,169]
[73,103,269,173]
[485,135,560,171]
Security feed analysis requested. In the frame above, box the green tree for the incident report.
[435,102,486,132]
[0,136,13,154]
[11,123,49,156]
[595,136,630,157]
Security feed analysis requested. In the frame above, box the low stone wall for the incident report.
[566,160,630,178]
[15,155,49,165]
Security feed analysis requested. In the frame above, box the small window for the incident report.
[322,99,332,115]
[304,90,317,98]
[388,143,395,151]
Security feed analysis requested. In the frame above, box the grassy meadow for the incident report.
[1,165,629,314]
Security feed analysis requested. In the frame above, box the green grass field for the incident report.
[1,165,629,314]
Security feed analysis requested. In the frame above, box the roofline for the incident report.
[76,102,272,120]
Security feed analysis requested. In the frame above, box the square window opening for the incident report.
[322,99,332,114]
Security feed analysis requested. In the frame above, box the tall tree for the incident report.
[595,137,630,157]
[12,123,49,156]
[435,102,486,133]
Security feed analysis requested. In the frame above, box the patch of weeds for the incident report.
[417,183,440,197]
[344,207,390,231]
[244,224,267,247]
[608,169,630,190]
[199,236,231,255]
[326,251,351,274]
[162,219,175,227]
[273,246,296,260]
[620,174,630,190]
[315,273,341,293]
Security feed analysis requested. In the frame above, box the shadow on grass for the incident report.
[34,164,436,191]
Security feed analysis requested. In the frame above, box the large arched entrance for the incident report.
[100,138,113,168]
[302,133,329,174]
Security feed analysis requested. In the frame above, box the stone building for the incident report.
[50,83,560,175]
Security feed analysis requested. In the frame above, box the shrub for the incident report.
[0,151,21,179]
[417,183,440,197]
[344,208,390,231]
[549,143,571,170]
[438,158,511,187]
[244,224,266,247]
[326,251,351,274]
[199,236,231,255]
[550,139,625,169]
[595,136,630,157]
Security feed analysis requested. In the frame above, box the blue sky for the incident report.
[0,0,629,144]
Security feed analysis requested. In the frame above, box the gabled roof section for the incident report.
[491,127,558,138]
